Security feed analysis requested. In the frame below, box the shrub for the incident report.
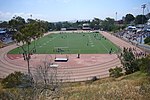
[0,90,15,100]
[121,48,139,74]
[138,55,150,75]
[1,71,33,88]
[109,66,123,78]
[144,37,150,44]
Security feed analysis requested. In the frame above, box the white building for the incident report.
[147,19,150,25]
[82,23,91,30]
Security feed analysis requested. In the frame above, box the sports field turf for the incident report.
[9,32,120,54]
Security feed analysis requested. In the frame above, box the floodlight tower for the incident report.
[141,4,146,24]
[115,12,117,21]
[30,14,32,18]
[140,4,146,44]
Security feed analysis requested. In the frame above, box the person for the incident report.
[111,48,112,51]
[109,48,112,54]
[109,50,112,54]
[77,53,80,58]
[87,43,89,46]
[23,53,25,60]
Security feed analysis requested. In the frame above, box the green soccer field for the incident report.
[9,32,120,54]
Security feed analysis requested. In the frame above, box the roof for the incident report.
[127,26,136,29]
[0,30,6,34]
[83,23,90,26]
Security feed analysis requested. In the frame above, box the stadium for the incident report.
[0,30,143,82]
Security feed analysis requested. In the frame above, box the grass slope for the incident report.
[61,72,150,100]
[9,32,120,54]
[0,72,149,99]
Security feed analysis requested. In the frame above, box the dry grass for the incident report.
[0,72,150,100]
[61,72,150,100]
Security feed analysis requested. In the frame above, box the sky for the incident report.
[0,0,150,22]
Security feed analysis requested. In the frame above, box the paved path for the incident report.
[0,31,143,81]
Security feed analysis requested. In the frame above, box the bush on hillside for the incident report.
[144,37,150,44]
[121,48,139,74]
[109,66,123,78]
[137,55,150,75]
[1,71,33,88]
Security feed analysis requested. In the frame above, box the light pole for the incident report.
[140,4,146,44]
[141,4,146,24]
[116,12,117,21]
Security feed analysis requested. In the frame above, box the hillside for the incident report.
[0,72,150,100]
[61,72,150,100]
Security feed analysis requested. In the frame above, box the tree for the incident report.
[135,15,148,24]
[121,48,139,74]
[125,14,135,24]
[138,55,150,75]
[109,66,123,78]
[27,19,55,31]
[48,22,55,31]
[55,22,62,31]
[9,16,25,30]
[144,37,150,44]
[27,18,36,24]
[0,58,66,99]
[101,17,116,31]
[0,21,9,28]
[32,60,63,99]
[27,19,50,32]
[90,18,101,30]
[62,21,71,28]
[38,20,49,32]
[13,20,44,74]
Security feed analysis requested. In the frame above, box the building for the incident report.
[82,23,91,30]
[0,28,15,43]
[147,19,150,25]
[0,28,7,37]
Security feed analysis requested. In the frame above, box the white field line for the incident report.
[90,33,109,53]
[99,39,110,53]
[88,34,94,47]
[108,40,119,53]
[39,35,59,48]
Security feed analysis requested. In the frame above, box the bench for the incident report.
[55,58,68,62]
[50,64,59,68]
